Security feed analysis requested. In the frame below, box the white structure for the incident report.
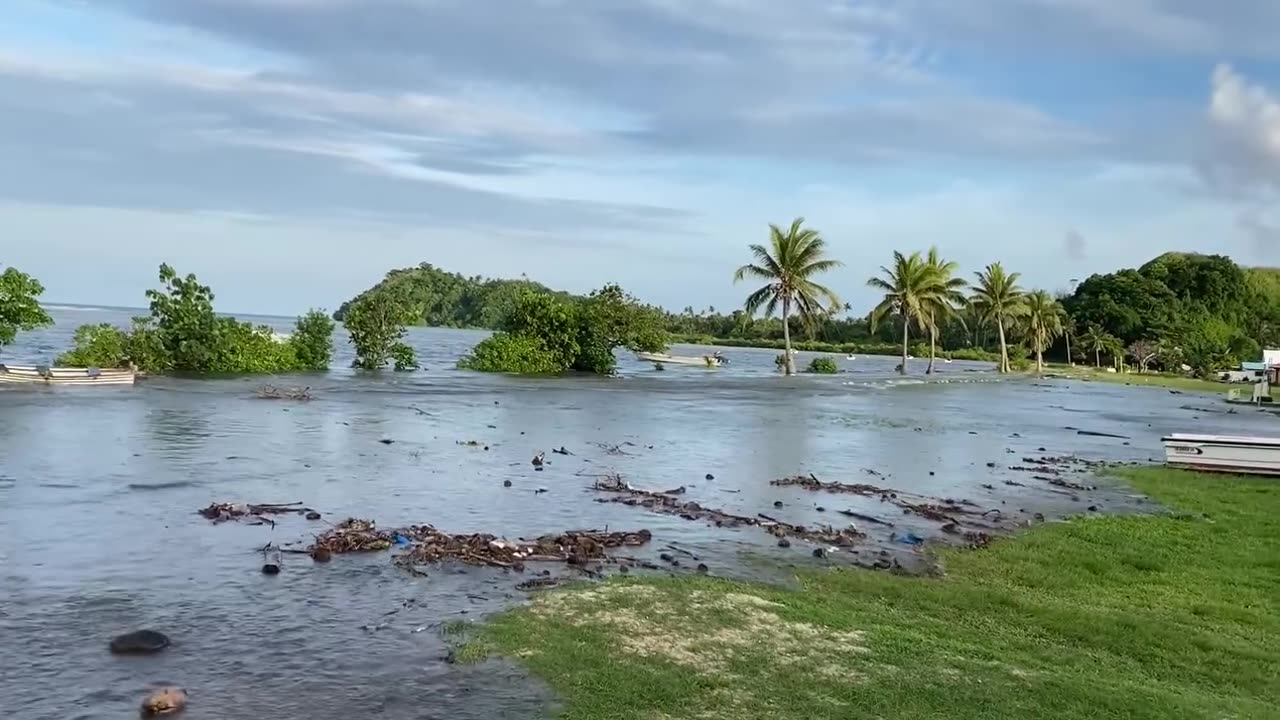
[1163,433,1280,476]
[1265,348,1280,367]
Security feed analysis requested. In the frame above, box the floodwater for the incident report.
[2,307,1276,719]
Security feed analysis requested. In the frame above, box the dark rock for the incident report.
[503,480,513,487]
[1034,512,1045,521]
[812,548,827,559]
[1037,447,1046,452]
[1088,505,1099,512]
[777,539,791,548]
[696,563,709,574]
[378,438,394,445]
[773,501,783,508]
[109,630,170,655]
[816,506,825,512]
[928,471,935,476]
[305,511,322,521]
[941,522,961,534]
[262,562,281,575]
[659,552,675,563]
[705,473,715,480]
[986,462,996,468]
[618,564,629,574]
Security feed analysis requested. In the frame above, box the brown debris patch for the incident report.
[255,384,312,400]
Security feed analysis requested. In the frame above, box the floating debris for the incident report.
[590,474,865,548]
[531,452,545,467]
[256,384,311,401]
[110,630,170,655]
[140,687,187,717]
[392,528,652,571]
[552,446,573,456]
[197,501,316,524]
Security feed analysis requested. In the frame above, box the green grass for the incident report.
[1047,364,1232,394]
[467,468,1280,719]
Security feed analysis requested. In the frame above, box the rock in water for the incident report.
[109,630,170,655]
[262,562,281,575]
[140,687,187,716]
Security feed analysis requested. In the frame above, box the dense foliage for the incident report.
[334,263,571,328]
[1062,253,1279,376]
[459,284,666,375]
[733,218,842,374]
[805,357,838,374]
[57,264,334,373]
[0,265,54,353]
[342,291,418,370]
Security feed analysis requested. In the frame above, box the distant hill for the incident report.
[334,263,576,328]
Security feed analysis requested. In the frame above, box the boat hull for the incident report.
[1162,433,1280,476]
[0,365,136,386]
[635,352,721,367]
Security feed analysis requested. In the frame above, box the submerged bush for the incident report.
[806,357,838,374]
[344,291,417,370]
[460,284,666,375]
[56,264,335,373]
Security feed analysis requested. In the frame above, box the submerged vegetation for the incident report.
[465,467,1280,719]
[805,356,838,374]
[0,264,54,354]
[342,290,417,370]
[459,284,666,375]
[56,264,335,373]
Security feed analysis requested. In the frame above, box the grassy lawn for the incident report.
[463,468,1280,719]
[1046,364,1232,394]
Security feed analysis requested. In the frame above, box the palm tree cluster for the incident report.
[734,218,1073,376]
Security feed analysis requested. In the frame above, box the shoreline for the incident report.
[457,467,1280,719]
[1044,364,1236,394]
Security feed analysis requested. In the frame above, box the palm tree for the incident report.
[867,251,946,375]
[921,247,968,374]
[970,262,1026,373]
[1063,317,1077,366]
[1023,290,1065,375]
[733,217,842,375]
[1080,325,1108,368]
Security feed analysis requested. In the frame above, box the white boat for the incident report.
[635,352,721,368]
[846,354,856,360]
[1162,433,1280,476]
[0,364,137,386]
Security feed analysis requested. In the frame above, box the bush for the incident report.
[460,333,563,374]
[460,284,666,375]
[344,291,417,370]
[806,357,838,374]
[290,310,335,370]
[55,264,335,374]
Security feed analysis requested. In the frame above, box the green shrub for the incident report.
[290,310,335,370]
[0,265,53,352]
[344,291,417,370]
[55,264,335,374]
[460,284,666,375]
[806,357,838,374]
[460,333,563,374]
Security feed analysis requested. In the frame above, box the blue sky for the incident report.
[2,0,1278,315]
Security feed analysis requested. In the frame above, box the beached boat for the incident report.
[1162,433,1280,476]
[635,352,722,368]
[0,364,137,386]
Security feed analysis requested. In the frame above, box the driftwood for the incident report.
[590,475,866,548]
[197,501,315,524]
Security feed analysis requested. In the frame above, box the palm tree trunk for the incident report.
[1065,332,1073,366]
[926,322,936,375]
[1036,346,1044,375]
[900,315,910,375]
[782,296,794,376]
[997,319,1009,373]
[1094,349,1100,368]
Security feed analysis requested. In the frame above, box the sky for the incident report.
[2,0,1279,316]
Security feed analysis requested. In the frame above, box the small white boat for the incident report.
[0,364,137,386]
[1162,433,1280,476]
[846,354,856,360]
[635,352,721,368]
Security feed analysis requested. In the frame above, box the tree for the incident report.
[1127,339,1159,373]
[1080,325,1109,368]
[146,263,218,371]
[291,310,336,370]
[344,291,416,370]
[921,247,968,374]
[733,218,842,375]
[1023,290,1065,375]
[970,263,1026,373]
[867,251,947,375]
[0,265,53,354]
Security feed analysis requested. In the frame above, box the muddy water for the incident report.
[3,308,1276,719]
